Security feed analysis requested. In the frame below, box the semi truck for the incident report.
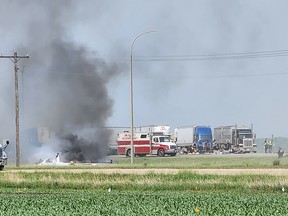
[174,126,214,154]
[117,132,177,157]
[213,125,257,153]
[0,139,9,170]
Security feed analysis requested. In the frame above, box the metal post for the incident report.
[0,52,29,167]
[130,31,156,164]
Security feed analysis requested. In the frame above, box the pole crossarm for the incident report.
[0,51,29,167]
[0,55,29,59]
[1,52,29,63]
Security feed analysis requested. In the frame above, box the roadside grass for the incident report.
[1,154,288,193]
[5,153,288,169]
[0,170,287,193]
[104,154,288,168]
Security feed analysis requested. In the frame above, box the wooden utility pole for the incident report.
[0,52,29,167]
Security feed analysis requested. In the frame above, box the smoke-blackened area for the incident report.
[60,134,88,162]
[58,127,112,162]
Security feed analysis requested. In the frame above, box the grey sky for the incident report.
[0,0,287,145]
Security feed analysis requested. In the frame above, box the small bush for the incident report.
[273,159,280,166]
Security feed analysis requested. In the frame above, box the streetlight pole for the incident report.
[130,30,156,164]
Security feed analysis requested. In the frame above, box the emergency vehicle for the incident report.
[117,132,177,157]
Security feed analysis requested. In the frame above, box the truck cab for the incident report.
[235,128,257,153]
[194,126,214,153]
[151,134,177,156]
[0,139,9,170]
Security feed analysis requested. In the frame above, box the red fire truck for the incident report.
[117,132,177,157]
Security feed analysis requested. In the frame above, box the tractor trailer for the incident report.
[213,125,257,153]
[174,126,214,154]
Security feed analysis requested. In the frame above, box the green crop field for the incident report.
[0,190,287,215]
[1,154,288,215]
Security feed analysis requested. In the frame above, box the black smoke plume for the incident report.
[0,2,126,163]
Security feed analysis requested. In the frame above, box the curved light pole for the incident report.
[130,30,156,164]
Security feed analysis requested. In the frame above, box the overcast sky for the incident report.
[1,0,288,142]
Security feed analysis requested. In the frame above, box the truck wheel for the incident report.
[158,148,165,157]
[126,149,131,157]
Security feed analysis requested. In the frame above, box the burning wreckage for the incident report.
[37,153,112,166]
[37,153,71,166]
[31,129,113,166]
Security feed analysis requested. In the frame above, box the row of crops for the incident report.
[0,190,287,215]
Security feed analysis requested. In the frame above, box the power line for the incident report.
[41,69,288,79]
[133,71,288,79]
[134,49,288,61]
[137,49,288,58]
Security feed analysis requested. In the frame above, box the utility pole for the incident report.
[0,52,29,167]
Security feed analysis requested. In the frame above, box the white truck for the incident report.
[213,125,257,153]
[0,139,9,170]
